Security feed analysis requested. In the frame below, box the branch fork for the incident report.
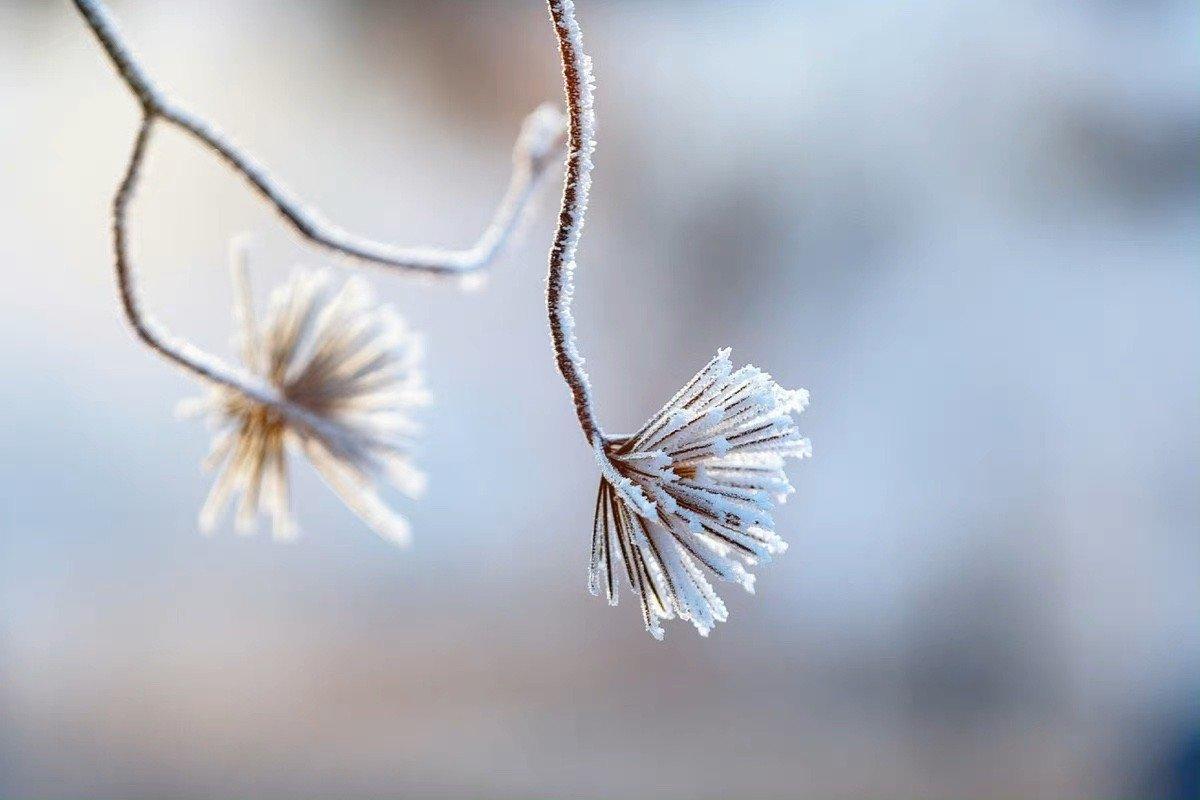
[75,0,565,406]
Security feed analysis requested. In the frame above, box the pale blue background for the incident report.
[1,1,1197,797]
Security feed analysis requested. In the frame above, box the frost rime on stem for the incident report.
[545,1,811,639]
[547,0,602,444]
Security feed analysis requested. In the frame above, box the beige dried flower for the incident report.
[181,254,428,544]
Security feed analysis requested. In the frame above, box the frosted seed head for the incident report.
[590,350,809,638]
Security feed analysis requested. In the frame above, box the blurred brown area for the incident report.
[1,1,1197,798]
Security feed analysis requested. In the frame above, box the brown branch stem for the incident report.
[546,0,603,444]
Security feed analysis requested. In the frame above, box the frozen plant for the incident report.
[72,0,563,540]
[70,0,813,641]
[544,0,811,638]
[591,351,811,638]
[178,244,428,545]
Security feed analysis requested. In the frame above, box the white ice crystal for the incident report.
[180,259,428,545]
[590,349,810,639]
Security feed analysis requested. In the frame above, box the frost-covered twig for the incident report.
[546,0,603,444]
[74,0,566,278]
[75,0,562,448]
[113,115,278,406]
[545,0,811,639]
[114,116,365,442]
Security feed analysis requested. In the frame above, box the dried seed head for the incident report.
[590,349,810,638]
[181,258,428,545]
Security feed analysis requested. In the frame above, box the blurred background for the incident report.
[1,1,1197,798]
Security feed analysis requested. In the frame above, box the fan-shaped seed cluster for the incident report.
[590,349,810,638]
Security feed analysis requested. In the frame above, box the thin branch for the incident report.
[546,0,603,444]
[114,112,344,442]
[111,114,252,393]
[74,0,567,278]
[73,0,565,434]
